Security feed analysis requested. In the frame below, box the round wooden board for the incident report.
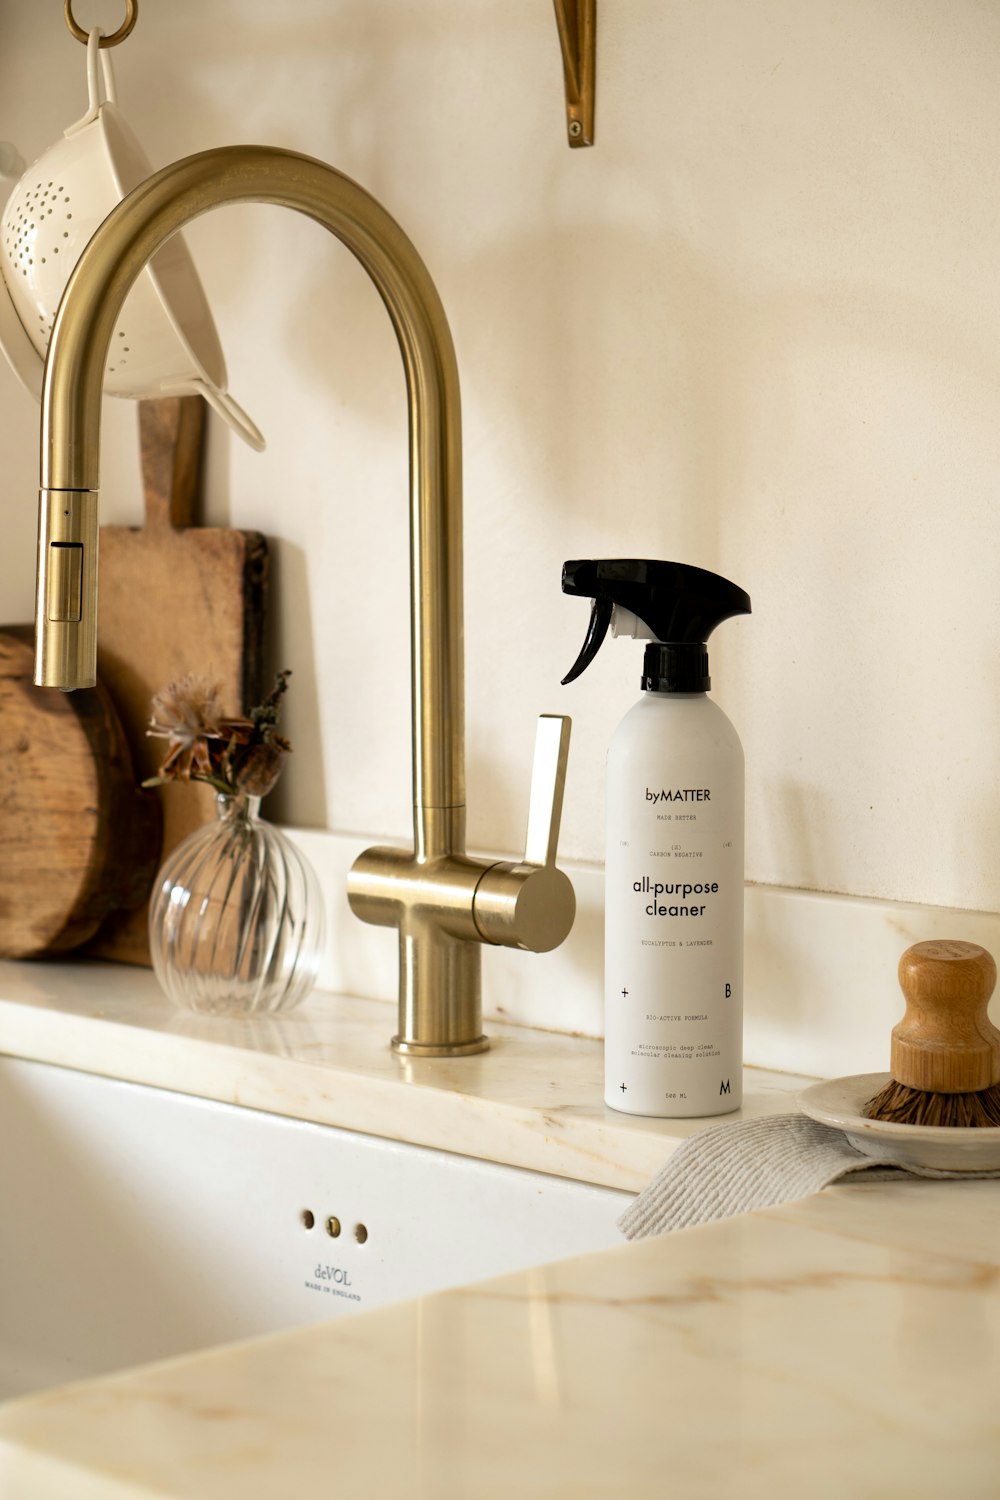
[0,627,161,959]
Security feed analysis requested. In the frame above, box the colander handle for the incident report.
[191,380,267,453]
[64,29,119,138]
[0,144,26,181]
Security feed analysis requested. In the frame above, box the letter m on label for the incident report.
[719,1079,731,1095]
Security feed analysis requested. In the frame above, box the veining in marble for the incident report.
[0,1182,997,1498]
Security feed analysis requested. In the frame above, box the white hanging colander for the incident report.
[0,29,263,449]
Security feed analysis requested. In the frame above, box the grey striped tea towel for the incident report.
[618,1112,1000,1239]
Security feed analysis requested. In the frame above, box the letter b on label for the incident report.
[725,983,732,998]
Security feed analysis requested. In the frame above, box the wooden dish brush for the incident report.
[864,940,1000,1127]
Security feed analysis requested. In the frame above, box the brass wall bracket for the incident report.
[553,0,595,147]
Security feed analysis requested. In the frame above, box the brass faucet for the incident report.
[33,146,575,1055]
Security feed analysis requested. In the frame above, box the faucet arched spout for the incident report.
[34,145,575,1056]
[36,145,463,832]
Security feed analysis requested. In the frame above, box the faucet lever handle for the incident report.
[471,714,576,953]
[524,714,571,868]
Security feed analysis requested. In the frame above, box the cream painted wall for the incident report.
[1,1,998,913]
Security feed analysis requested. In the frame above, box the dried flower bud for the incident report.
[148,674,225,742]
[234,743,285,798]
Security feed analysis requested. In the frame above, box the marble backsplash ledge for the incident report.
[286,828,1000,1081]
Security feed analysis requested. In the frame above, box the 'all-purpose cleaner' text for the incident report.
[634,875,720,917]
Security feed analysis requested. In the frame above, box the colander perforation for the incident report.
[107,328,132,373]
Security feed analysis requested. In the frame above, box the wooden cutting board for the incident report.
[87,395,269,965]
[0,627,161,958]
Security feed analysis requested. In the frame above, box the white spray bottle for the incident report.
[562,559,751,1118]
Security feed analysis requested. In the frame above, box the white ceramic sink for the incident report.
[0,1055,629,1402]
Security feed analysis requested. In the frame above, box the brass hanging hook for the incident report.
[552,0,595,147]
[64,0,138,48]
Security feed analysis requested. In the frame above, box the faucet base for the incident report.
[351,845,492,1055]
[391,1035,490,1058]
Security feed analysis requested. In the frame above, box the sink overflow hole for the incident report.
[355,1223,368,1244]
[301,1209,315,1230]
[326,1216,341,1238]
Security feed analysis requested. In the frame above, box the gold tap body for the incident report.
[34,146,575,1054]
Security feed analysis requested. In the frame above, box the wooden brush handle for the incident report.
[892,940,1000,1093]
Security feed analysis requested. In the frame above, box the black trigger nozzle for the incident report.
[560,557,751,695]
[561,596,613,684]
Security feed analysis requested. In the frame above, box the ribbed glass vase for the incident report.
[149,793,325,1016]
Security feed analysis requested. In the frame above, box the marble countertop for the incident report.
[0,1179,997,1497]
[0,958,808,1193]
[0,960,997,1495]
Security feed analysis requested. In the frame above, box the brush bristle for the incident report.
[863,1078,1000,1128]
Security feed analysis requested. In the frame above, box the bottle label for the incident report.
[605,770,743,1117]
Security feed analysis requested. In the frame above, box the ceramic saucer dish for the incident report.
[798,1072,1000,1172]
